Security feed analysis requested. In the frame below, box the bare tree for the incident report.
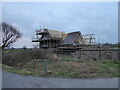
[1,22,22,49]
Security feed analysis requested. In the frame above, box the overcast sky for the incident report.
[2,2,118,48]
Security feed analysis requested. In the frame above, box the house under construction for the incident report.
[32,28,95,49]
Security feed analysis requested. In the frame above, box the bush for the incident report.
[2,49,57,67]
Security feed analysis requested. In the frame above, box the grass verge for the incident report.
[1,59,120,78]
[1,64,33,75]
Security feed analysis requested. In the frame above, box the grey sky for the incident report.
[2,2,118,48]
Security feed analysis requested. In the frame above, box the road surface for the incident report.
[2,71,119,88]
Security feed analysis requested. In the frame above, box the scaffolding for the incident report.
[32,27,96,50]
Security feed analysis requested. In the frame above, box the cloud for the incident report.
[13,36,32,48]
[2,2,118,48]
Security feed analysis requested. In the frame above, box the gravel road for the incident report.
[2,71,119,88]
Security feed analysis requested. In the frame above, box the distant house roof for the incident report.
[63,31,81,44]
